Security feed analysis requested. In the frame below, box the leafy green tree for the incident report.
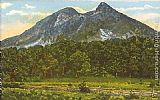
[69,50,90,77]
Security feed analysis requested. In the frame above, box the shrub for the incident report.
[78,81,90,93]
[139,79,143,85]
[125,93,139,99]
[156,81,160,86]
[149,81,156,88]
[3,82,24,88]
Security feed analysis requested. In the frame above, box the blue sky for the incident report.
[1,0,160,40]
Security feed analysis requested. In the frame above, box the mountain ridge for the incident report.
[2,2,156,48]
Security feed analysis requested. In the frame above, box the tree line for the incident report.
[2,36,159,82]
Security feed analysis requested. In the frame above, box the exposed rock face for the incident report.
[96,2,113,11]
[2,2,156,48]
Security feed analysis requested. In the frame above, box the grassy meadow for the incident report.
[2,77,160,100]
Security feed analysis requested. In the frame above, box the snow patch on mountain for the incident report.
[41,39,52,46]
[23,38,43,48]
[100,29,116,40]
[126,32,133,38]
[23,38,52,48]
[100,29,134,40]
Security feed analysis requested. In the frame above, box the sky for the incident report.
[1,0,160,40]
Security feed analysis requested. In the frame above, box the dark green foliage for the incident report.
[2,36,159,82]
[78,81,90,93]
[157,81,160,86]
[149,81,156,88]
[139,79,143,85]
[125,93,139,99]
[3,82,24,88]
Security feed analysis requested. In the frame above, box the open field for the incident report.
[2,77,160,100]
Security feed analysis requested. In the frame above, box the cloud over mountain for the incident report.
[0,2,12,9]
[25,4,36,9]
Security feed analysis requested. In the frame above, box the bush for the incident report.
[149,81,156,88]
[78,81,90,93]
[125,93,139,99]
[3,82,24,88]
[139,79,143,85]
[156,81,160,86]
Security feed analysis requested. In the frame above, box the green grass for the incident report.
[2,77,160,100]
[21,77,155,90]
[4,77,159,90]
[2,88,159,100]
[43,77,151,83]
[2,88,97,100]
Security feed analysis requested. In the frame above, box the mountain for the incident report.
[2,2,156,48]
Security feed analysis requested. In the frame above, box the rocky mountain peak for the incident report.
[57,7,79,16]
[96,2,113,12]
[2,2,155,48]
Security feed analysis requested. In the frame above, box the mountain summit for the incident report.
[96,2,113,11]
[2,2,156,48]
[57,7,79,16]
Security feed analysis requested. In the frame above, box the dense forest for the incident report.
[2,36,160,82]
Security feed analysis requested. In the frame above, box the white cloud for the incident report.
[30,12,52,16]
[6,10,51,16]
[6,10,28,16]
[0,2,12,9]
[116,4,160,13]
[71,6,88,13]
[25,4,35,9]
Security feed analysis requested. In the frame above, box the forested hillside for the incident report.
[2,36,159,82]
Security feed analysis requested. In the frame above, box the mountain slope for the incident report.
[2,2,156,48]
